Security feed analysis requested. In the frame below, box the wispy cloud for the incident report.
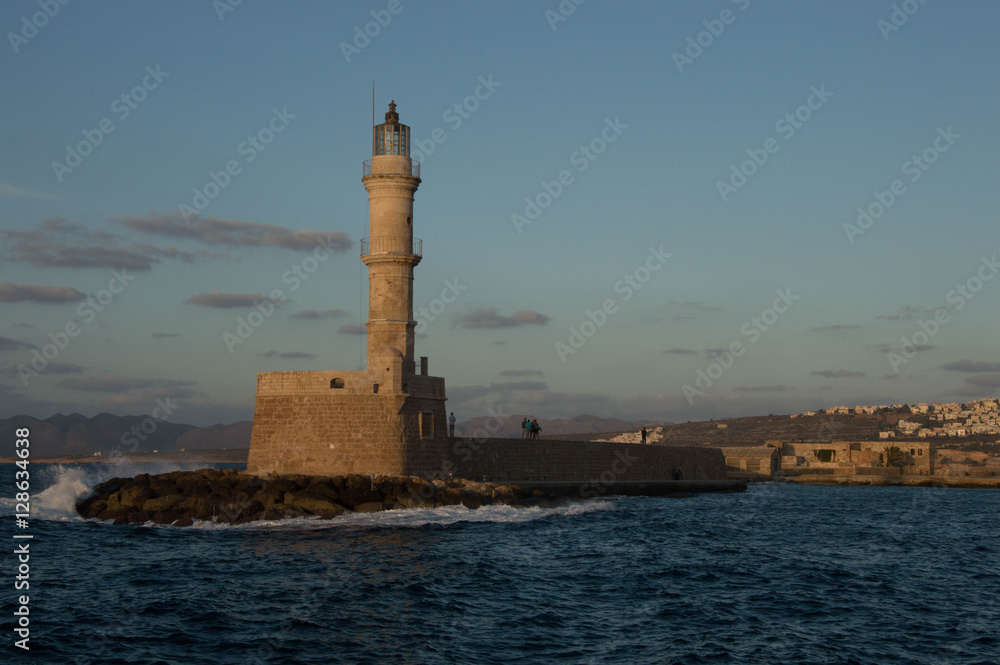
[292,309,347,320]
[878,305,944,321]
[56,375,195,393]
[810,324,862,333]
[941,360,1000,373]
[454,308,550,329]
[338,324,366,335]
[115,213,351,251]
[0,282,85,304]
[810,369,866,378]
[185,292,274,309]
[733,385,788,392]
[663,347,697,355]
[0,181,57,200]
[259,351,317,359]
[0,335,34,351]
[500,369,544,377]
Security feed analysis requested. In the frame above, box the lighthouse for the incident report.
[247,100,449,478]
[362,100,421,372]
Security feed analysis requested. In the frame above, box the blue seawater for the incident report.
[1,462,998,665]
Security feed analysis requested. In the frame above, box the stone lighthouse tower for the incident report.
[362,100,420,372]
[247,101,449,478]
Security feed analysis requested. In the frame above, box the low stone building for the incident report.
[779,440,934,475]
[724,446,780,479]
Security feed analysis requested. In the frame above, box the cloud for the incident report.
[810,325,862,333]
[185,292,275,309]
[810,370,866,378]
[962,373,1000,388]
[704,348,726,358]
[115,213,351,251]
[3,361,84,377]
[663,347,697,355]
[259,351,318,359]
[941,360,1000,373]
[878,305,945,321]
[0,335,33,351]
[338,324,366,335]
[733,385,788,392]
[0,181,57,200]
[292,309,347,320]
[0,282,85,304]
[448,381,548,402]
[152,332,181,338]
[500,369,544,377]
[56,375,195,393]
[454,308,550,329]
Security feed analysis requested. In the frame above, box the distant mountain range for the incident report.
[1,412,661,458]
[0,413,251,458]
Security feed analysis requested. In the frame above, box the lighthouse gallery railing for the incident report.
[361,236,422,257]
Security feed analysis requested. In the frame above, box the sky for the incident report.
[1,0,998,427]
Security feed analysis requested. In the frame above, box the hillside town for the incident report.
[800,398,1000,439]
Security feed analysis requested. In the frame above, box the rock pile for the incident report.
[76,468,529,526]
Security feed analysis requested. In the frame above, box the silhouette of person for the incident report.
[641,427,647,444]
[448,412,456,437]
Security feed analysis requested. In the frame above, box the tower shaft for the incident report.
[361,101,421,372]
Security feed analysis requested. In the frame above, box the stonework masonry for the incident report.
[447,439,726,484]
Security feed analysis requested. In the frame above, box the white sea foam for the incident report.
[1,459,218,521]
[190,498,620,531]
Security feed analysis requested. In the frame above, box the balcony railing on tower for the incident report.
[361,236,422,257]
[363,159,421,178]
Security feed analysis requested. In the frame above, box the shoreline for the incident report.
[773,474,1000,489]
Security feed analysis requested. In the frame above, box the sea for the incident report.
[1,461,998,665]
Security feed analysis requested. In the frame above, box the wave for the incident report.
[0,457,217,521]
[188,498,620,531]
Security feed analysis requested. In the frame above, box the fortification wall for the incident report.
[247,375,449,478]
[445,439,726,485]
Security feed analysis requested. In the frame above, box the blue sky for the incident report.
[1,0,998,426]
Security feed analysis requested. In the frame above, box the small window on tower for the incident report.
[420,412,434,439]
[330,378,345,389]
[406,216,412,226]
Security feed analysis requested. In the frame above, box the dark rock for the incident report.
[340,474,383,507]
[353,502,387,513]
[78,469,530,525]
[287,491,347,517]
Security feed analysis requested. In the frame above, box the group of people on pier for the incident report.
[521,418,542,439]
